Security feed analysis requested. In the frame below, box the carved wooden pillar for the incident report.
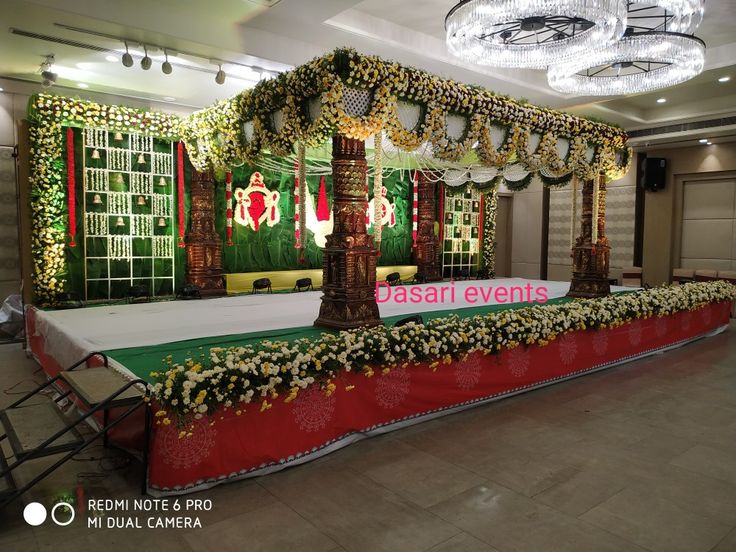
[314,135,383,329]
[568,174,610,298]
[185,169,225,296]
[415,171,441,281]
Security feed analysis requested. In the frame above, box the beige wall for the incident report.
[642,142,736,285]
[546,172,636,284]
[509,176,543,279]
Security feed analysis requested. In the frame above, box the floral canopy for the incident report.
[180,48,631,181]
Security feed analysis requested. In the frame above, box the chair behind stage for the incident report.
[252,278,273,294]
[293,277,314,292]
[386,272,402,286]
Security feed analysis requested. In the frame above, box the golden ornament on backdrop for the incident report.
[137,195,146,206]
[158,217,166,227]
[137,153,146,165]
[115,173,124,185]
[91,149,101,160]
[157,176,167,186]
[115,216,125,227]
[92,193,102,205]
[114,132,123,141]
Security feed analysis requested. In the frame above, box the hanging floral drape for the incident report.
[66,127,77,248]
[181,49,630,182]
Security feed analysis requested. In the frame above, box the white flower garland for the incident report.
[84,128,107,149]
[372,132,383,248]
[150,280,736,421]
[152,152,173,175]
[152,194,170,217]
[153,235,172,257]
[130,133,153,152]
[85,168,108,192]
[109,236,130,260]
[130,173,153,194]
[108,148,130,171]
[132,215,153,237]
[109,192,129,215]
[85,212,108,236]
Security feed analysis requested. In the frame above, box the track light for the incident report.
[122,42,134,67]
[140,45,152,70]
[40,54,57,88]
[215,64,226,85]
[162,49,172,74]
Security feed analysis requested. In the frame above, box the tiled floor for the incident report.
[1,322,736,551]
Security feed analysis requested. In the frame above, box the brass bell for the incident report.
[157,176,167,187]
[115,216,125,227]
[115,173,124,185]
[137,195,146,206]
[157,217,166,227]
[91,149,101,160]
[114,132,123,141]
[137,153,146,165]
[92,193,102,205]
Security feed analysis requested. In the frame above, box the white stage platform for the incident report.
[31,278,629,371]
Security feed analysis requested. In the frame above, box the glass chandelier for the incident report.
[547,1,706,95]
[445,0,628,69]
[547,30,705,94]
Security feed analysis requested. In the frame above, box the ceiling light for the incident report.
[547,32,705,95]
[699,138,708,143]
[707,141,712,145]
[162,50,172,75]
[215,64,226,85]
[0,87,4,92]
[105,55,118,63]
[718,76,730,83]
[40,54,57,88]
[140,45,152,70]
[445,0,627,69]
[162,96,176,102]
[77,83,88,88]
[122,42,134,67]
[656,97,667,103]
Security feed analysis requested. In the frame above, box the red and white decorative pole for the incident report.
[411,170,419,248]
[225,170,233,246]
[66,127,76,248]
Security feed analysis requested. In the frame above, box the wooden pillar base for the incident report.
[415,171,442,282]
[568,243,611,298]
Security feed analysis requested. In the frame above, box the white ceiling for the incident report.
[0,0,734,144]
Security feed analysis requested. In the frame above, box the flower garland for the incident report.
[150,281,736,422]
[66,127,77,248]
[177,142,186,248]
[482,187,498,276]
[372,132,383,252]
[180,49,629,180]
[225,170,234,246]
[28,93,180,305]
[109,236,131,260]
[153,236,173,258]
[85,212,108,236]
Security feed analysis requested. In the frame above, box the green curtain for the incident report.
[214,163,412,272]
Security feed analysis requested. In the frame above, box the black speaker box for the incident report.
[640,157,666,192]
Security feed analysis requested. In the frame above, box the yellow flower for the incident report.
[260,400,272,412]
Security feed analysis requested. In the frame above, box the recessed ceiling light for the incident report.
[707,141,712,145]
[718,76,730,83]
[656,98,667,103]
[699,138,708,143]
[0,87,3,92]
[162,96,176,102]
[105,55,119,63]
[77,83,89,88]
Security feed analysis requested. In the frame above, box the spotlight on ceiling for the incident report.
[106,55,118,63]
[140,45,152,70]
[699,138,708,143]
[718,76,731,83]
[707,141,713,145]
[40,54,57,88]
[215,64,226,85]
[656,98,667,103]
[122,42,134,67]
[162,49,172,75]
[77,83,88,88]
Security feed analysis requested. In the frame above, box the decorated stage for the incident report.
[24,279,736,495]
